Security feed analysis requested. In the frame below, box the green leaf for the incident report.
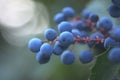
[92,47,106,55]
[89,48,119,80]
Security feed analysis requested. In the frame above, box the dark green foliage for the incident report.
[90,48,119,80]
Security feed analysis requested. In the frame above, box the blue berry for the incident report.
[79,50,94,64]
[62,7,75,18]
[75,20,91,31]
[61,50,75,65]
[90,32,104,39]
[88,32,104,47]
[58,21,72,33]
[54,13,66,23]
[59,31,74,46]
[110,28,120,41]
[44,28,57,41]
[97,17,113,32]
[40,43,53,56]
[82,9,92,19]
[36,51,50,64]
[72,29,88,42]
[72,29,81,37]
[28,38,42,53]
[112,0,120,8]
[70,22,76,28]
[56,41,69,50]
[79,31,88,38]
[108,48,120,64]
[36,43,53,64]
[104,37,120,48]
[53,41,64,55]
[89,13,99,22]
[108,4,120,18]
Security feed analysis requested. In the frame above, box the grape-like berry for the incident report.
[61,50,75,65]
[62,7,75,18]
[40,43,53,57]
[75,20,91,31]
[44,28,57,41]
[89,13,99,22]
[58,21,72,33]
[88,32,104,47]
[97,17,113,32]
[54,13,66,23]
[110,28,120,41]
[108,48,120,64]
[53,41,64,55]
[79,50,94,64]
[104,37,120,48]
[82,9,92,19]
[28,38,42,53]
[108,3,120,18]
[112,0,120,8]
[36,51,51,64]
[59,31,74,46]
[72,29,81,37]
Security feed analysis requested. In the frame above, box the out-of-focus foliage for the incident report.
[34,0,89,5]
[90,48,119,80]
[34,0,56,5]
[34,0,91,27]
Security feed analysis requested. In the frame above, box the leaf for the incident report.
[89,48,119,80]
[92,47,106,55]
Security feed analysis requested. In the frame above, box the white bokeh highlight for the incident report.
[0,0,49,46]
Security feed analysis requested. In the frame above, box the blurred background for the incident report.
[0,0,116,80]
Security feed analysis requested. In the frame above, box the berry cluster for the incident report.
[28,5,120,65]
